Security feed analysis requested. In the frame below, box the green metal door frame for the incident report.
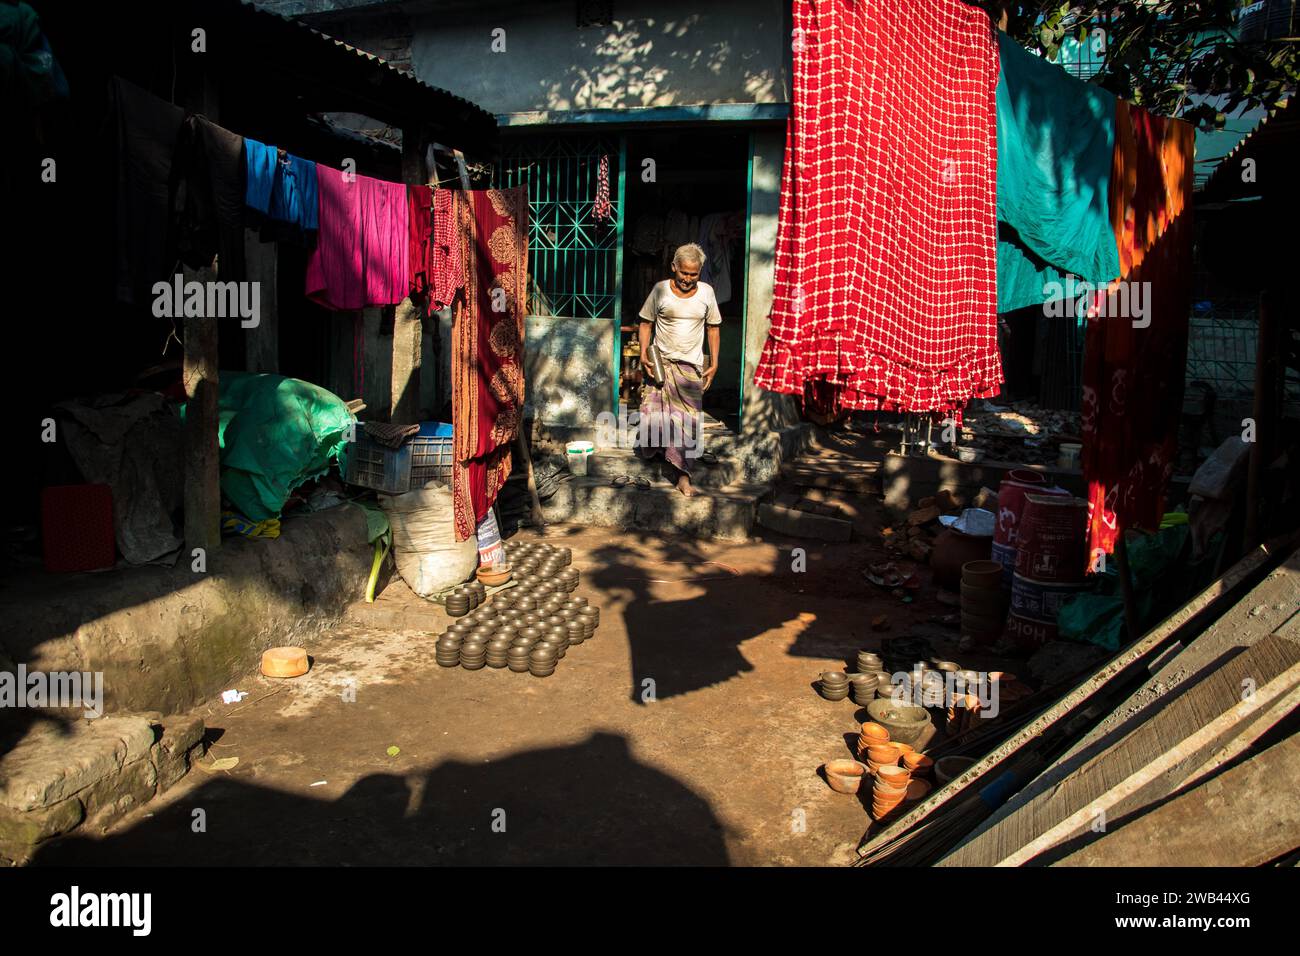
[612,134,627,414]
[737,131,755,423]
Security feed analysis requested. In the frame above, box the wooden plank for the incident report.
[1060,549,1300,768]
[858,532,1298,858]
[941,634,1300,866]
[1054,732,1300,867]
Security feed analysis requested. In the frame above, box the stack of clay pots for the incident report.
[863,740,901,774]
[849,672,879,705]
[902,751,934,778]
[855,721,891,760]
[959,559,1005,647]
[872,763,913,821]
[433,540,599,679]
[818,671,850,701]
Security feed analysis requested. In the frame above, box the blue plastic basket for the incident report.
[342,422,455,494]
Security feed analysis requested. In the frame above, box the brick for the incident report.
[908,505,941,526]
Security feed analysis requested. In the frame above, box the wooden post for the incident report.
[183,265,222,555]
[243,229,279,373]
[392,126,427,424]
[182,66,222,554]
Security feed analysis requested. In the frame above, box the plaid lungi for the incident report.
[636,359,704,475]
[755,0,1003,417]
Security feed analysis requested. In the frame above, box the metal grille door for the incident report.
[494,135,625,322]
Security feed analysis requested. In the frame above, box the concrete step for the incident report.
[0,713,205,864]
[541,475,770,541]
[586,447,743,489]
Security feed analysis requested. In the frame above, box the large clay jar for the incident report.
[992,470,1067,589]
[930,528,992,591]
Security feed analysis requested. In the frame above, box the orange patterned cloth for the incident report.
[1080,101,1194,556]
[451,187,529,542]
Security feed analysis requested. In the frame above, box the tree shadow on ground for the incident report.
[31,731,730,866]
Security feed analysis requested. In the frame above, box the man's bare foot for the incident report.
[675,473,698,498]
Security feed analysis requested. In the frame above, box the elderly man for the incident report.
[636,243,721,497]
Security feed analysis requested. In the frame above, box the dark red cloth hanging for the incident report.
[1081,101,1194,557]
[408,183,432,297]
[450,188,529,542]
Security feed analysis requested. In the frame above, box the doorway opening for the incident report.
[620,129,749,428]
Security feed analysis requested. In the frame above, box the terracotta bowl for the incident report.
[823,759,869,795]
[860,722,891,742]
[477,565,513,587]
[961,559,1003,589]
[902,752,934,775]
[866,744,900,764]
[904,779,933,802]
[875,765,912,790]
[892,742,916,757]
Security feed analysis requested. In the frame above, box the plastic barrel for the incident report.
[1014,493,1089,583]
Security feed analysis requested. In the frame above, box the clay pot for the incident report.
[930,659,960,673]
[961,559,1003,589]
[866,699,936,750]
[565,619,587,644]
[931,526,994,591]
[819,682,850,702]
[866,744,900,765]
[528,663,556,678]
[821,671,849,686]
[934,756,977,786]
[903,752,934,776]
[961,581,1007,616]
[861,722,891,743]
[823,759,869,794]
[875,764,911,790]
[904,778,932,802]
[892,742,916,758]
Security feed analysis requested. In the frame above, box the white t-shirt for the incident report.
[638,280,721,368]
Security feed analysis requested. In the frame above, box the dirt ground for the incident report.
[35,508,1006,867]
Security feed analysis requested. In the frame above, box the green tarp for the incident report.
[182,372,354,522]
[996,32,1120,314]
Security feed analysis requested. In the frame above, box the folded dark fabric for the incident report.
[111,76,184,304]
[169,114,246,280]
[364,421,421,449]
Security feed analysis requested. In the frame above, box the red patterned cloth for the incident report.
[755,0,1002,416]
[431,188,463,310]
[450,188,529,542]
[1081,101,1194,557]
[592,153,611,223]
[408,184,432,297]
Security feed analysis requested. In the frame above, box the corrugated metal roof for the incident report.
[240,0,497,130]
[1201,97,1295,200]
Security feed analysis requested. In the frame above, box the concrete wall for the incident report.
[0,507,374,718]
[525,315,614,427]
[409,0,789,116]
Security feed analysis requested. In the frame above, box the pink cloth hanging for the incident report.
[306,164,410,310]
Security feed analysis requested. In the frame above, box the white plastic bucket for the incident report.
[566,440,595,476]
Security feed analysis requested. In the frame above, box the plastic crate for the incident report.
[342,422,454,494]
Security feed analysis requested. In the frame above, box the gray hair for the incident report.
[672,243,706,270]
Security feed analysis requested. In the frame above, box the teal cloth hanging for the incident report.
[995,31,1120,314]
